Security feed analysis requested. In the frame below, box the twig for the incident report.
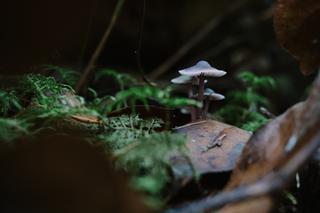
[202,133,226,153]
[259,107,276,118]
[78,0,99,68]
[134,0,154,86]
[148,0,249,80]
[173,120,207,130]
[76,0,127,93]
[191,37,245,63]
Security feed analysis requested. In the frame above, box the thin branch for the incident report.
[77,0,99,68]
[76,0,126,93]
[148,0,249,80]
[134,0,154,86]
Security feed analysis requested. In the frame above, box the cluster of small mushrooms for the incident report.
[171,61,226,121]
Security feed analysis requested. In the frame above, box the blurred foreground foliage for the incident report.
[0,69,196,209]
[0,68,274,208]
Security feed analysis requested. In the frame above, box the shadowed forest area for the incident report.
[1,0,320,212]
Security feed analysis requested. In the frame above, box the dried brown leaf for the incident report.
[172,120,251,177]
[274,0,320,74]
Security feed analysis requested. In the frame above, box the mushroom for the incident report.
[203,88,225,119]
[178,61,226,119]
[171,75,208,97]
[171,75,207,121]
[171,75,199,85]
[178,61,226,77]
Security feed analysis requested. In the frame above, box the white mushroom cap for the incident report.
[178,61,226,77]
[171,75,207,85]
[204,88,225,100]
[180,107,191,114]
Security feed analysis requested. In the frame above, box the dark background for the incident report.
[0,0,316,112]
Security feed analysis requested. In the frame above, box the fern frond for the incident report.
[0,118,31,142]
[106,86,201,113]
[238,71,276,91]
[116,132,187,196]
[44,65,80,87]
[95,69,136,90]
[0,89,22,116]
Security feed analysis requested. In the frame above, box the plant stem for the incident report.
[188,84,196,121]
[76,0,126,93]
[134,0,154,86]
[203,97,210,119]
[77,0,99,68]
[197,74,205,119]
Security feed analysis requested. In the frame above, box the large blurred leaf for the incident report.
[274,0,320,75]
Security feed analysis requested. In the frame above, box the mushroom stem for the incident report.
[188,84,196,122]
[197,74,205,119]
[203,97,210,119]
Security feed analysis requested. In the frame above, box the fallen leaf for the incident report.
[274,0,320,74]
[70,114,102,124]
[172,120,251,178]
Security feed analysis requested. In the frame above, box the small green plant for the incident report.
[95,69,136,91]
[44,65,80,87]
[20,74,86,110]
[0,118,31,142]
[285,191,298,205]
[20,74,72,107]
[0,89,22,116]
[215,71,276,131]
[106,86,202,113]
[13,74,100,131]
[231,72,275,112]
[97,115,188,208]
[115,132,187,208]
[0,73,102,142]
[86,88,115,114]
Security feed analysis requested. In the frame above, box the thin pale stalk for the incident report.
[203,97,210,119]
[188,84,196,121]
[197,74,205,119]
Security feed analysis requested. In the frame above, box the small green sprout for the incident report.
[215,71,276,131]
[95,69,136,91]
[0,89,22,116]
[44,65,80,87]
[106,86,201,113]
